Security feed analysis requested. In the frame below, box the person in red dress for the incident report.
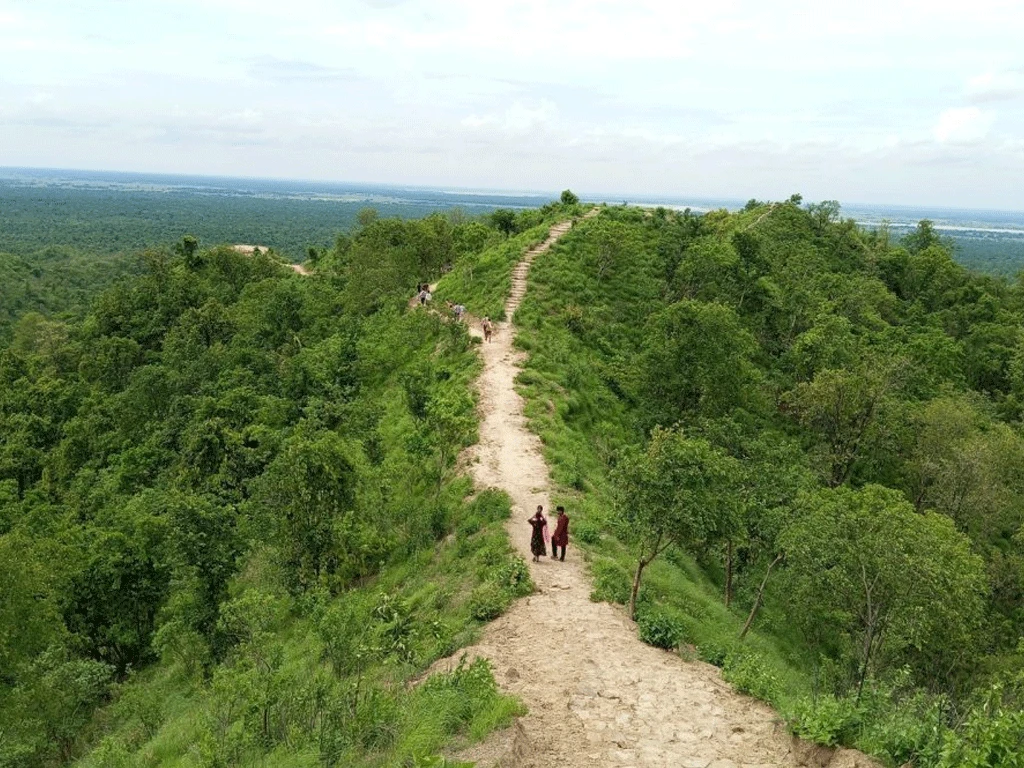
[551,506,569,561]
[528,506,547,562]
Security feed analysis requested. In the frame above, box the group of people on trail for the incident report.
[445,300,466,321]
[413,285,489,336]
[527,505,570,562]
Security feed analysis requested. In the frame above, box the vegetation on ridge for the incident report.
[510,201,1024,766]
[0,202,570,767]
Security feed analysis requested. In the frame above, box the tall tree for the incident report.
[613,427,742,618]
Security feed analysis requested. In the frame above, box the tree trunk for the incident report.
[739,553,783,640]
[725,540,734,608]
[629,557,648,620]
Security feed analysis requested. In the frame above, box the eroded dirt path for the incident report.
[445,214,877,768]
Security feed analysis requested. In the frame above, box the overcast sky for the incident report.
[2,0,1023,209]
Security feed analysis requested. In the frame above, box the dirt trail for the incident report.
[440,213,878,768]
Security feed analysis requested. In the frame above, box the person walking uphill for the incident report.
[551,505,569,561]
[528,506,548,562]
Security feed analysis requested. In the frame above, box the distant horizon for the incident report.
[4,164,1024,218]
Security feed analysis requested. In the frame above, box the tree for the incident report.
[560,189,580,206]
[490,208,517,237]
[613,427,742,618]
[787,356,905,486]
[250,432,360,591]
[635,300,763,424]
[780,485,986,696]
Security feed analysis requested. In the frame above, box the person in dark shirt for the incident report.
[551,506,569,561]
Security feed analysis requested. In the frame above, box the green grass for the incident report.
[434,224,551,321]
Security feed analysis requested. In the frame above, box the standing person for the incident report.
[418,286,428,305]
[482,316,493,342]
[528,506,547,562]
[551,506,570,561]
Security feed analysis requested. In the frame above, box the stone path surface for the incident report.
[440,213,879,768]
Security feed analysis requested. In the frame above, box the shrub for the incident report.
[723,650,783,706]
[468,583,511,621]
[465,490,512,525]
[573,519,601,544]
[636,607,687,650]
[589,558,631,605]
[493,556,533,598]
[788,694,863,747]
[696,636,735,667]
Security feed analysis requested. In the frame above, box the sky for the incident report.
[1,0,1023,209]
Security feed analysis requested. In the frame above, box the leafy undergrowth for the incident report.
[74,489,531,768]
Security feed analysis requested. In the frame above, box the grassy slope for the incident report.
[433,225,551,321]
[76,488,530,767]
[510,210,833,736]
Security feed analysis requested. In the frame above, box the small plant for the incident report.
[468,582,511,621]
[723,650,783,706]
[573,519,601,544]
[696,636,734,667]
[788,694,863,747]
[636,607,687,650]
[493,555,533,598]
[589,558,631,605]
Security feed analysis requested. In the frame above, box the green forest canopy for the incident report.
[2,195,1024,767]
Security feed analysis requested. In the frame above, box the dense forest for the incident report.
[3,194,1024,766]
[461,199,1023,767]
[0,177,537,264]
[0,202,568,767]
[0,249,142,344]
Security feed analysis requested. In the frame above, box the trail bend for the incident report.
[443,212,878,768]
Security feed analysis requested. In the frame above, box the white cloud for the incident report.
[462,100,558,134]
[932,107,994,143]
[967,70,1024,103]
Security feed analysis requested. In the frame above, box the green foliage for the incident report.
[722,650,783,705]
[589,557,632,605]
[789,694,864,747]
[510,202,1024,765]
[636,606,688,650]
[434,223,551,320]
[936,679,1024,768]
[0,208,518,765]
[781,485,987,692]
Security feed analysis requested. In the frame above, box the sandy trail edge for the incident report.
[435,213,879,768]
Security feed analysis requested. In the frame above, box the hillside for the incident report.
[2,196,1022,767]
[0,203,572,767]
[505,202,1024,766]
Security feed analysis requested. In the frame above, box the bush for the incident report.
[573,519,601,544]
[465,490,512,525]
[493,556,533,598]
[589,558,631,605]
[468,583,511,621]
[636,607,687,650]
[723,650,783,706]
[696,636,735,667]
[788,694,863,747]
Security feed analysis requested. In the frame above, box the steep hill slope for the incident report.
[433,213,879,767]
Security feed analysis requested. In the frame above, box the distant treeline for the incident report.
[0,183,481,262]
